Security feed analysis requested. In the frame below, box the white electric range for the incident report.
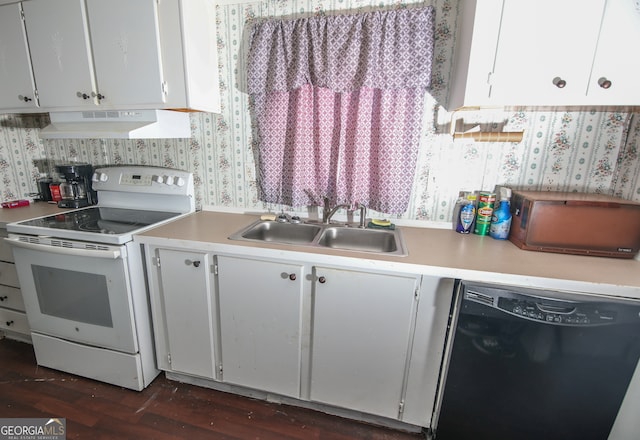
[5,165,195,390]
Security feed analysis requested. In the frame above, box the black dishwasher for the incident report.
[432,281,640,440]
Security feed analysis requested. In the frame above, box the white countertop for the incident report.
[135,211,640,300]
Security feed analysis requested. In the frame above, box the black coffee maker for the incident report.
[55,163,97,208]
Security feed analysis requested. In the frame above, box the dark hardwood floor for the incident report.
[0,338,426,439]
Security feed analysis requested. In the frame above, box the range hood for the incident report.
[38,109,191,139]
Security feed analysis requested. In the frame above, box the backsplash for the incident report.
[1,0,639,225]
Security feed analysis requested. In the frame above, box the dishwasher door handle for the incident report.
[536,303,577,315]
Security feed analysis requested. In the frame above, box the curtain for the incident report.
[247,6,435,214]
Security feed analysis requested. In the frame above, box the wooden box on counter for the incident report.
[508,190,640,259]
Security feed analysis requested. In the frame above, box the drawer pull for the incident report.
[6,320,14,326]
[0,296,7,301]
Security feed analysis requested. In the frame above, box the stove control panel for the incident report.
[92,166,194,197]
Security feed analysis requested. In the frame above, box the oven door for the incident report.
[7,236,138,354]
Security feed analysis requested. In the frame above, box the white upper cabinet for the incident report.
[0,3,39,111]
[16,0,220,113]
[23,0,100,109]
[86,0,165,108]
[447,0,640,108]
[587,0,640,104]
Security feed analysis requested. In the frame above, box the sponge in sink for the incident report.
[367,219,395,230]
[260,213,277,221]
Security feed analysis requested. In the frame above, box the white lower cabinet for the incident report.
[150,248,217,379]
[144,244,451,428]
[309,266,419,419]
[216,255,305,398]
[0,228,30,341]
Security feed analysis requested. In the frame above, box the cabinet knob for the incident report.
[76,92,91,100]
[6,320,14,327]
[91,92,106,100]
[288,273,296,281]
[552,77,567,89]
[318,276,326,284]
[18,95,32,102]
[598,77,612,89]
[0,295,7,301]
[185,259,201,268]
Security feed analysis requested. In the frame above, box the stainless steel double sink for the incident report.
[229,219,407,256]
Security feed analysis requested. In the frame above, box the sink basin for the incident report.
[233,220,322,245]
[317,227,402,254]
[230,219,407,256]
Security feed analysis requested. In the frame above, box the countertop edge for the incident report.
[135,211,640,299]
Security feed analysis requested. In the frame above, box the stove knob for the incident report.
[164,175,175,185]
[92,172,108,182]
[174,177,186,187]
[152,175,164,184]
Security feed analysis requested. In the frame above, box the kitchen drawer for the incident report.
[0,285,24,311]
[0,229,13,263]
[0,261,19,288]
[0,308,30,335]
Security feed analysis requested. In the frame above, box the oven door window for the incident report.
[32,266,113,327]
[12,244,137,354]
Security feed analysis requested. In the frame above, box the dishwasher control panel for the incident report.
[496,297,616,326]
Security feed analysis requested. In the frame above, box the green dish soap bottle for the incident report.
[489,187,512,240]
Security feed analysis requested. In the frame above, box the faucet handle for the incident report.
[276,212,289,223]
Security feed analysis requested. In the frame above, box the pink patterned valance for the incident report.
[247,6,436,94]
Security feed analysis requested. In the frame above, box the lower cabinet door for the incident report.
[216,255,304,398]
[309,266,419,419]
[157,248,216,379]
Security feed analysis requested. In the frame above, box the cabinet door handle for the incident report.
[598,77,612,89]
[318,276,326,284]
[552,77,567,89]
[18,95,32,102]
[91,92,106,100]
[0,295,7,301]
[76,92,91,100]
[6,320,14,327]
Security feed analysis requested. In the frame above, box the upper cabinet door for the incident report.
[587,0,640,104]
[0,3,39,111]
[86,0,165,107]
[488,0,605,106]
[22,0,97,109]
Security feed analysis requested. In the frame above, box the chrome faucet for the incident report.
[322,197,350,224]
[357,203,367,228]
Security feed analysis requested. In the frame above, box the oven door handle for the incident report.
[4,238,122,259]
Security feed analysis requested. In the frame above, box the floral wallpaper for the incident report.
[1,0,639,226]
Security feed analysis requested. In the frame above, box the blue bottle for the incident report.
[489,188,512,240]
[454,192,477,234]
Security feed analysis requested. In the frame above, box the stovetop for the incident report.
[9,207,185,245]
[7,166,195,245]
[18,207,181,235]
